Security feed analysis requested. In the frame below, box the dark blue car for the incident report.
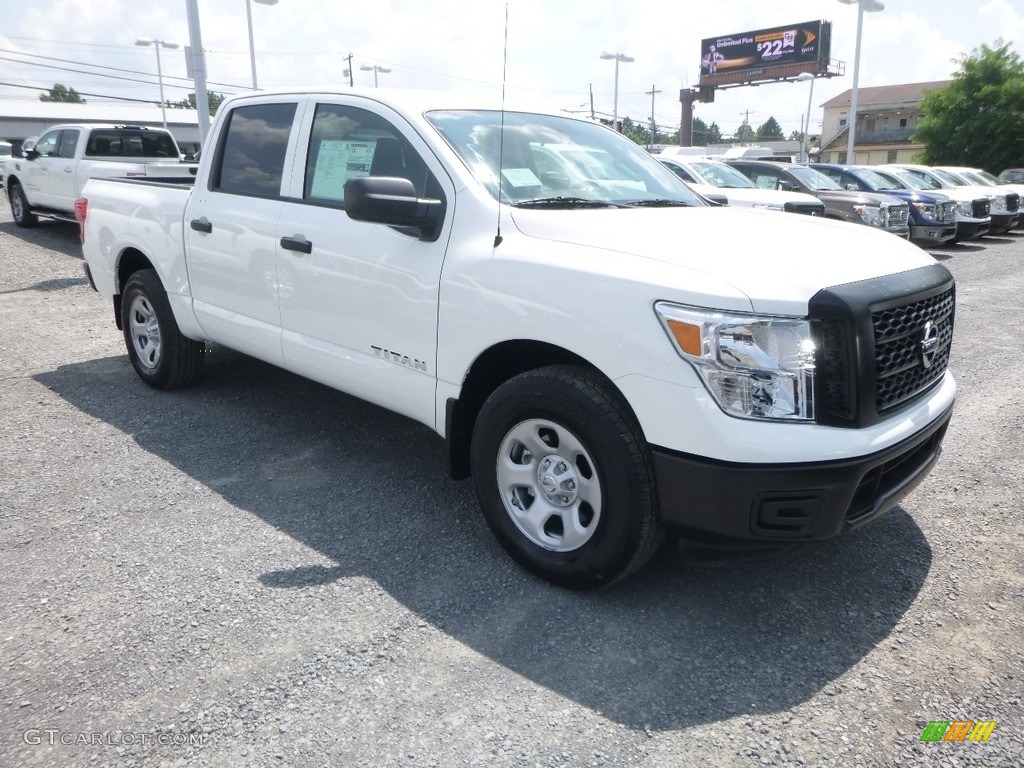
[811,164,957,246]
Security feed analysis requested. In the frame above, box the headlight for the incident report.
[990,194,1007,213]
[655,303,816,421]
[912,202,938,220]
[956,201,974,217]
[853,204,884,227]
[752,202,785,211]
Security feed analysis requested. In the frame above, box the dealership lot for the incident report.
[1,209,1021,767]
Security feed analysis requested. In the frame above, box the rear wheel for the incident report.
[9,182,38,227]
[471,365,663,589]
[121,269,203,389]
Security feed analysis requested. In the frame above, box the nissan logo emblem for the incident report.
[920,321,940,369]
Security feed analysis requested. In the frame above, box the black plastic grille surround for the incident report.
[973,199,991,218]
[808,264,955,428]
[1006,192,1020,213]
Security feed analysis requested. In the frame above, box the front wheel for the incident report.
[121,269,203,390]
[9,182,38,227]
[471,366,663,589]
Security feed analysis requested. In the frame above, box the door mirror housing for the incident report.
[24,149,40,161]
[344,176,444,241]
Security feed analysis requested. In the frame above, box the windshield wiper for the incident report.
[511,196,625,209]
[621,199,694,207]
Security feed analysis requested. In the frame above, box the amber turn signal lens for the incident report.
[666,319,702,357]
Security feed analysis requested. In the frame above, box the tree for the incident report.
[734,122,756,142]
[756,116,784,140]
[169,91,227,116]
[40,83,85,103]
[916,41,1024,170]
[789,130,804,142]
[693,117,723,145]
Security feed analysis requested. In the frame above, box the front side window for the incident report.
[426,110,702,207]
[691,161,756,189]
[789,166,842,191]
[303,103,437,206]
[212,102,297,197]
[33,131,61,158]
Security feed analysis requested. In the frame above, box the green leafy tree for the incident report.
[755,116,784,140]
[916,41,1024,170]
[169,91,227,116]
[40,83,85,103]
[789,129,804,141]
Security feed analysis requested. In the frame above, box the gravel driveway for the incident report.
[1,206,1021,767]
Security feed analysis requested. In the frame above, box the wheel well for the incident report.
[446,340,627,481]
[113,248,156,330]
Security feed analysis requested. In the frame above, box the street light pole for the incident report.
[600,52,634,132]
[360,64,391,87]
[246,0,279,91]
[796,72,816,163]
[136,38,179,130]
[838,0,884,164]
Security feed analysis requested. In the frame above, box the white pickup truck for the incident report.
[6,123,196,227]
[77,89,956,588]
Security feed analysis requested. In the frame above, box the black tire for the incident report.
[121,269,203,390]
[9,182,38,228]
[470,365,664,589]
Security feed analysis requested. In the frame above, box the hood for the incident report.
[510,205,936,315]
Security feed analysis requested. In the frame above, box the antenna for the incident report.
[494,3,509,248]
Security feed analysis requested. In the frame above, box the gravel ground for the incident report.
[0,205,1021,768]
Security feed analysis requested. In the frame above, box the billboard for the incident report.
[699,20,831,86]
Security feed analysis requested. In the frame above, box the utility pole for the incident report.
[739,110,756,143]
[342,53,354,87]
[645,85,661,151]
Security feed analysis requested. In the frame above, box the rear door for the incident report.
[184,98,303,366]
[275,96,454,427]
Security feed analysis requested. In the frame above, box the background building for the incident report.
[817,80,951,165]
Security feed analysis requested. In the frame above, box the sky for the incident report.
[2,0,1023,140]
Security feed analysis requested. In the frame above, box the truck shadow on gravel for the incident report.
[36,349,933,732]
[0,218,82,258]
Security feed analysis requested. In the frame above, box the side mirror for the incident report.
[845,183,861,191]
[344,176,444,242]
[776,180,798,192]
[24,149,40,161]
[702,192,729,206]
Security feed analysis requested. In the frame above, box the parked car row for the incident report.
[656,154,1021,248]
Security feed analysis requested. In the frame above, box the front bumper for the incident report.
[954,218,990,240]
[989,212,1019,234]
[651,403,953,542]
[910,223,957,245]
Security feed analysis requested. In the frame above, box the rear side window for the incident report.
[212,102,297,197]
[57,129,80,159]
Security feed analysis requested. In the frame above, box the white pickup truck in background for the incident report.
[5,124,196,226]
[77,89,956,588]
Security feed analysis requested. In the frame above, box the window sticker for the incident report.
[501,168,541,187]
[310,140,376,201]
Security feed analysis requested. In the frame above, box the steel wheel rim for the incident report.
[11,189,24,220]
[128,294,162,370]
[495,418,603,552]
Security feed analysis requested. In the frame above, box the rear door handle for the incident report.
[280,235,313,254]
[190,217,212,233]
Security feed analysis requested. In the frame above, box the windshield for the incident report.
[854,168,900,191]
[789,165,843,190]
[960,170,994,186]
[689,161,756,189]
[886,169,931,190]
[425,110,704,207]
[932,168,968,186]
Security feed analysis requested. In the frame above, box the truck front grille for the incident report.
[939,201,957,223]
[972,199,991,218]
[784,201,825,216]
[1005,192,1020,213]
[873,290,954,412]
[883,203,910,229]
[809,265,955,428]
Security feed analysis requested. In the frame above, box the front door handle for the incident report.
[190,217,212,233]
[280,234,313,254]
